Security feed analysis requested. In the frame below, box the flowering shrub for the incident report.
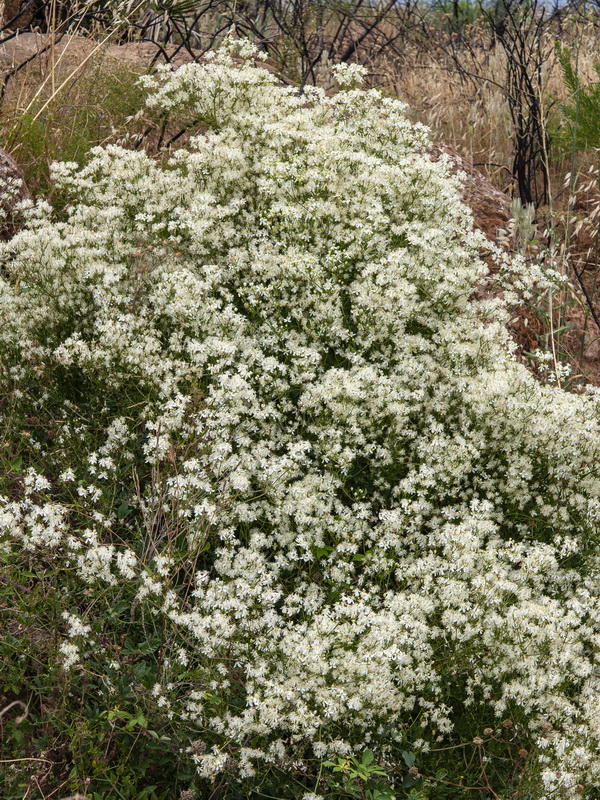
[1,41,600,800]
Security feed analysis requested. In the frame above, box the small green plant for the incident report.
[555,42,600,154]
[323,749,397,799]
[498,197,538,256]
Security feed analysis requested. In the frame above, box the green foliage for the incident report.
[553,42,600,155]
[323,749,397,799]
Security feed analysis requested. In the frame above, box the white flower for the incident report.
[61,612,92,638]
[59,641,81,670]
[332,62,368,89]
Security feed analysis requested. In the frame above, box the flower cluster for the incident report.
[1,41,600,798]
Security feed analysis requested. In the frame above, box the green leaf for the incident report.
[107,709,133,722]
[402,774,420,789]
[136,786,158,800]
[125,712,147,730]
[116,501,130,519]
[402,751,416,768]
[138,637,161,655]
[314,545,334,559]
[369,790,395,800]
[362,749,374,766]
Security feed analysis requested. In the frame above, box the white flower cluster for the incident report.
[1,41,600,797]
[332,62,368,89]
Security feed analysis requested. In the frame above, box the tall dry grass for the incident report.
[375,22,599,194]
